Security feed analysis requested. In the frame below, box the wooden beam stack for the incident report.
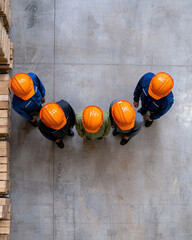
[0,141,9,194]
[0,19,13,70]
[0,2,12,239]
[0,200,11,239]
[0,0,11,32]
[0,74,10,137]
[0,141,10,239]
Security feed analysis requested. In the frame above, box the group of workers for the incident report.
[10,72,174,148]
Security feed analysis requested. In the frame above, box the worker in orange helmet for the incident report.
[109,100,143,145]
[133,72,174,127]
[75,105,111,140]
[38,100,75,148]
[10,73,46,127]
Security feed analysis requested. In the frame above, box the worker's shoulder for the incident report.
[75,111,83,121]
[160,91,174,105]
[28,72,37,79]
[103,111,110,121]
[12,94,24,106]
[166,91,174,104]
[57,99,70,108]
[140,72,155,85]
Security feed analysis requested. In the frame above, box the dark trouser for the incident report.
[38,127,63,142]
[30,105,42,118]
[140,108,154,118]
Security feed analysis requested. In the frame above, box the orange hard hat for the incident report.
[112,100,136,130]
[10,73,35,100]
[40,103,67,130]
[148,72,174,100]
[82,105,103,133]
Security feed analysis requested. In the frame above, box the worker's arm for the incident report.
[103,114,111,136]
[12,105,33,121]
[68,104,76,127]
[28,72,46,97]
[75,113,84,137]
[150,101,174,120]
[133,77,144,102]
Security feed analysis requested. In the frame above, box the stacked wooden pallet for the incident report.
[0,74,10,137]
[0,73,11,239]
[0,198,11,239]
[0,1,11,239]
[0,141,10,239]
[0,0,11,32]
[0,141,9,194]
[0,19,13,70]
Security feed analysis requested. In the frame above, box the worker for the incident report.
[38,100,75,149]
[10,72,46,127]
[133,72,174,127]
[109,100,143,145]
[75,105,111,140]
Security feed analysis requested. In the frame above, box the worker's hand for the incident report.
[70,126,74,129]
[123,135,129,140]
[56,138,62,143]
[83,135,87,140]
[146,116,152,121]
[111,125,114,128]
[133,101,139,108]
[42,97,45,103]
[31,116,38,122]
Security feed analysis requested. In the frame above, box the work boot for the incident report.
[29,120,38,127]
[145,120,154,127]
[138,108,147,115]
[120,137,130,145]
[56,140,64,149]
[68,129,74,136]
[113,129,119,136]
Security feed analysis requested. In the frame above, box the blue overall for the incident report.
[12,73,46,121]
[133,72,174,120]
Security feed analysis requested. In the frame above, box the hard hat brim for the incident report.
[148,84,162,100]
[21,87,35,100]
[83,125,101,133]
[118,120,135,131]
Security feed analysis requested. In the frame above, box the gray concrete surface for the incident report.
[10,0,192,240]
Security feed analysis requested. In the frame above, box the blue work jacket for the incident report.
[133,72,174,120]
[12,73,46,121]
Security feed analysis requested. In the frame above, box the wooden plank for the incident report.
[0,198,10,219]
[0,199,9,206]
[0,165,8,173]
[0,96,9,102]
[0,173,9,181]
[0,75,10,81]
[0,145,9,156]
[0,111,8,118]
[0,102,9,110]
[0,142,7,148]
[0,81,9,95]
[0,235,9,240]
[0,141,9,152]
[0,181,9,194]
[3,204,11,221]
[0,158,9,164]
[0,220,10,228]
[0,126,9,137]
[0,118,8,126]
[0,228,10,234]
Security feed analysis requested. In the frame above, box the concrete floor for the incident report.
[9,0,192,240]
